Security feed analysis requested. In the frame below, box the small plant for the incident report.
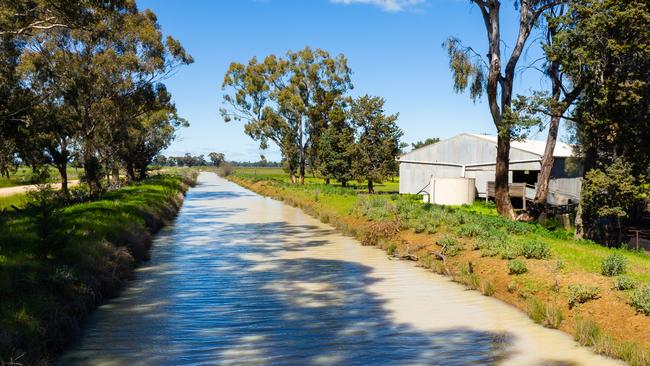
[387,242,397,256]
[630,286,650,315]
[614,276,638,291]
[575,317,601,347]
[526,299,562,328]
[568,284,601,308]
[507,280,517,293]
[481,279,495,296]
[544,304,564,329]
[439,236,461,257]
[508,259,527,275]
[457,223,484,238]
[601,253,627,276]
[521,239,550,259]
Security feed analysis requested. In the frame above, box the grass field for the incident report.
[0,171,196,363]
[229,168,650,365]
[0,166,83,188]
[232,167,400,193]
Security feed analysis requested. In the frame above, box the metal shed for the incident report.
[398,133,581,205]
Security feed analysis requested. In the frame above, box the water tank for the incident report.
[429,177,476,205]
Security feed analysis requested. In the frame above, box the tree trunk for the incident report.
[368,179,374,194]
[341,179,347,187]
[495,134,515,219]
[534,113,560,207]
[83,151,102,195]
[57,163,68,197]
[574,202,584,240]
[298,113,305,185]
[126,161,136,183]
[112,166,120,186]
[325,178,330,185]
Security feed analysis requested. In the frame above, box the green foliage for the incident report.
[568,284,601,308]
[221,47,353,182]
[520,239,551,259]
[0,173,190,362]
[456,223,485,238]
[575,317,601,347]
[410,137,440,150]
[508,259,527,275]
[527,299,564,329]
[630,286,650,316]
[601,253,627,276]
[614,276,637,291]
[480,279,495,296]
[349,95,403,192]
[439,236,461,257]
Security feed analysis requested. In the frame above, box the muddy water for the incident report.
[61,172,621,365]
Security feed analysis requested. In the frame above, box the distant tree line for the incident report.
[0,1,192,195]
[153,152,281,168]
[221,47,402,192]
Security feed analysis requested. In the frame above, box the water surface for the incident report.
[61,173,621,365]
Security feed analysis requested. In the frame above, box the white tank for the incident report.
[429,177,476,205]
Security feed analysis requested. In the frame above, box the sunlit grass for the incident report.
[0,166,83,188]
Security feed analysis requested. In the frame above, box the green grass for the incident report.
[232,166,400,193]
[0,193,28,210]
[0,166,83,188]
[0,172,194,363]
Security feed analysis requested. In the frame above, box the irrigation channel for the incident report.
[61,172,622,365]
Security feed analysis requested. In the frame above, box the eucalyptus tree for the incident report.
[221,47,352,184]
[316,102,355,186]
[553,0,650,241]
[18,4,192,192]
[445,0,566,218]
[350,95,403,193]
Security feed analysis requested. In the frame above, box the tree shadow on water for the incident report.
[62,217,521,366]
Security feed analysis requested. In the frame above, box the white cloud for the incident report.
[331,0,425,12]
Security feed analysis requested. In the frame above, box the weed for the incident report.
[527,298,563,328]
[568,284,601,308]
[439,236,461,257]
[613,276,637,291]
[575,317,601,347]
[387,242,397,256]
[521,239,551,259]
[457,223,484,238]
[601,253,627,276]
[481,279,495,296]
[630,286,650,315]
[508,259,527,275]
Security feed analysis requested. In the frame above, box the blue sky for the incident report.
[138,0,552,161]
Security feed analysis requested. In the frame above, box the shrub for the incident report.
[630,286,650,315]
[521,239,550,259]
[481,280,495,296]
[387,242,397,256]
[439,236,461,257]
[568,284,601,308]
[614,276,638,291]
[601,253,627,276]
[508,259,527,275]
[527,299,564,329]
[499,240,522,260]
[457,223,484,238]
[575,317,601,347]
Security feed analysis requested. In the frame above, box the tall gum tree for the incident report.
[221,47,352,184]
[445,0,565,219]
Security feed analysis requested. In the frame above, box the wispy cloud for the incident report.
[331,0,425,12]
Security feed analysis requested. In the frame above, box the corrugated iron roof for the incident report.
[466,134,574,158]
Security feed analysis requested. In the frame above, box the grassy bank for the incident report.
[0,171,197,364]
[229,169,650,365]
